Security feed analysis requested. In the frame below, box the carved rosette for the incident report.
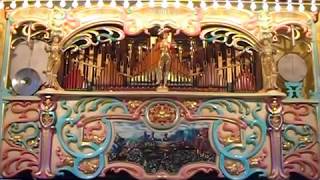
[145,101,179,130]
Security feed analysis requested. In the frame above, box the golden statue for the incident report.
[258,12,280,92]
[156,28,175,90]
[44,35,63,90]
[261,39,279,91]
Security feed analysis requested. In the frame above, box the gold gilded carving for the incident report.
[183,100,199,112]
[127,100,143,113]
[56,147,74,167]
[221,135,241,145]
[146,102,179,130]
[148,103,176,125]
[10,21,50,49]
[44,35,63,90]
[259,12,279,91]
[124,6,201,36]
[225,161,243,175]
[200,27,258,54]
[156,28,174,88]
[79,159,99,174]
[42,7,67,90]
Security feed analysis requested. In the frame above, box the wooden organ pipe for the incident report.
[226,49,232,91]
[63,51,69,88]
[217,51,223,88]
[60,35,258,92]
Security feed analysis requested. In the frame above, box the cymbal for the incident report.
[11,68,41,96]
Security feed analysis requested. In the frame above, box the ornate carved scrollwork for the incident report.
[282,104,319,180]
[1,101,40,177]
[272,23,312,53]
[10,21,50,49]
[200,27,258,55]
[62,26,125,53]
[197,99,267,179]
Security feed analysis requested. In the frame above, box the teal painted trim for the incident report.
[198,100,267,179]
[311,21,320,97]
[284,81,303,98]
[56,98,129,179]
[0,18,12,97]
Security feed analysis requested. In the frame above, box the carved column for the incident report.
[35,95,57,178]
[266,97,287,179]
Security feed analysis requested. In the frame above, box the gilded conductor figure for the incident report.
[156,28,174,89]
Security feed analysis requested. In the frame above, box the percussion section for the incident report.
[59,26,262,92]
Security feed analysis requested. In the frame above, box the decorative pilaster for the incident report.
[35,95,57,178]
[266,97,287,179]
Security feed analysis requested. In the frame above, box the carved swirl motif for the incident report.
[7,122,40,152]
[56,98,128,179]
[62,27,125,52]
[282,104,319,180]
[272,23,312,54]
[1,101,40,177]
[200,27,257,54]
[10,21,50,49]
[197,99,267,179]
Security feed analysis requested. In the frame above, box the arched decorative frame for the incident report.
[199,22,264,91]
[57,19,264,92]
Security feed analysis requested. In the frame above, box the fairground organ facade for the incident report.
[0,0,320,179]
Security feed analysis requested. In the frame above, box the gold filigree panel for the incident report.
[123,5,201,36]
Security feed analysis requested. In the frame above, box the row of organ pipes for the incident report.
[60,33,259,92]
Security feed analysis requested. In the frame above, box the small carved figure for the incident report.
[45,35,63,90]
[261,39,279,91]
[156,28,176,87]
